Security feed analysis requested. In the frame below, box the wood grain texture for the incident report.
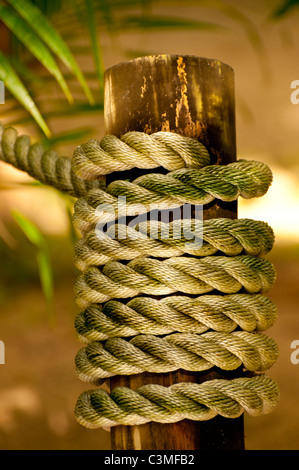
[104,54,244,450]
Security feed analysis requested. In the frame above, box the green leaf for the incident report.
[12,181,44,188]
[270,0,299,18]
[37,249,55,326]
[11,210,55,325]
[84,0,104,90]
[30,0,64,16]
[119,15,225,30]
[7,0,94,104]
[11,210,45,248]
[0,3,73,103]
[5,102,103,128]
[94,0,115,35]
[0,52,50,136]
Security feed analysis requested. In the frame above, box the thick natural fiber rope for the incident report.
[70,132,278,427]
[0,123,279,428]
[0,124,102,197]
[74,254,276,307]
[0,125,210,195]
[74,218,274,270]
[75,374,279,429]
[75,294,278,342]
[0,124,272,210]
[72,159,273,234]
[72,130,211,178]
[75,331,279,383]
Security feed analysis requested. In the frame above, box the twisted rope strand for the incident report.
[74,294,278,343]
[72,131,211,179]
[74,218,274,270]
[74,374,280,428]
[75,331,279,383]
[0,124,101,197]
[74,255,276,307]
[73,160,273,233]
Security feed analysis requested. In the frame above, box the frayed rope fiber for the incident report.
[0,123,279,429]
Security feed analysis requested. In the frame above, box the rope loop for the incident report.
[0,123,279,429]
[75,375,279,429]
[72,131,211,179]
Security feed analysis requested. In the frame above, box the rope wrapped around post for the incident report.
[0,123,279,430]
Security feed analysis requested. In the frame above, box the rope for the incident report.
[75,294,278,342]
[0,124,101,197]
[72,160,273,233]
[74,255,276,307]
[75,374,279,429]
[0,122,279,430]
[75,331,279,383]
[72,130,211,178]
[0,125,209,196]
[74,218,275,270]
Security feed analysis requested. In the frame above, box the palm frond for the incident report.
[84,0,105,91]
[0,3,73,103]
[0,52,51,137]
[7,0,94,104]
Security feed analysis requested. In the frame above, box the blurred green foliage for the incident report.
[11,210,55,325]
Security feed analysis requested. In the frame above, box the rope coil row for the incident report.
[72,159,273,234]
[75,331,279,383]
[75,374,279,429]
[74,218,275,270]
[75,294,278,342]
[74,255,276,307]
[72,130,211,177]
[0,123,279,429]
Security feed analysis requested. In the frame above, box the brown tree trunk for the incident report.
[103,54,244,450]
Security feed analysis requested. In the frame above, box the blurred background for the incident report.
[0,0,298,450]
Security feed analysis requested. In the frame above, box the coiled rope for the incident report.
[0,125,101,197]
[74,254,276,307]
[75,294,278,342]
[75,331,279,383]
[72,159,273,234]
[74,218,274,270]
[0,123,279,429]
[75,375,279,429]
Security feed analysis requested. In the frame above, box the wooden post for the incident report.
[104,55,244,450]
